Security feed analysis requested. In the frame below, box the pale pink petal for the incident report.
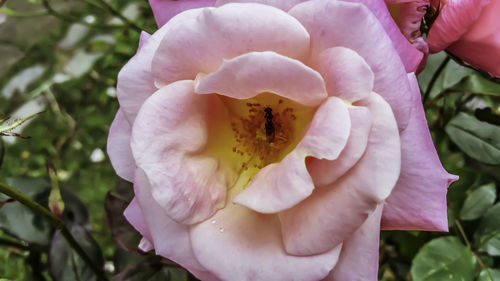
[312,47,374,101]
[107,109,135,181]
[426,0,490,53]
[196,51,327,106]
[279,93,400,256]
[341,0,424,73]
[215,0,307,11]
[133,169,218,281]
[117,9,203,123]
[290,0,413,131]
[447,0,500,77]
[307,106,371,187]
[151,3,310,85]
[138,237,153,252]
[138,31,151,50]
[325,204,384,281]
[123,197,153,245]
[234,97,350,213]
[149,0,216,27]
[131,81,228,225]
[381,74,458,231]
[190,201,342,281]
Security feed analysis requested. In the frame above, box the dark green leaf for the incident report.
[113,261,172,281]
[474,203,500,256]
[60,187,90,229]
[478,269,500,281]
[459,183,496,220]
[410,236,476,281]
[104,192,140,252]
[49,223,103,281]
[0,177,52,245]
[445,113,500,165]
[451,74,500,96]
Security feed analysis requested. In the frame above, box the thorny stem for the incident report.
[454,217,493,281]
[423,56,451,103]
[0,237,30,251]
[0,181,109,281]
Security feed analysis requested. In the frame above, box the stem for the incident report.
[41,0,121,29]
[0,237,30,251]
[454,217,493,281]
[423,56,450,103]
[0,181,109,281]
[92,0,144,32]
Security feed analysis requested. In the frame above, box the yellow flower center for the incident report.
[201,92,316,191]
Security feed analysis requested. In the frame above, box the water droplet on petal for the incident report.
[219,227,224,233]
[211,220,216,224]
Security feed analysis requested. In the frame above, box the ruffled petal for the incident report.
[341,0,423,72]
[234,97,350,213]
[189,200,342,281]
[381,73,458,231]
[123,197,153,245]
[215,0,307,11]
[279,93,400,256]
[447,0,500,77]
[133,169,218,281]
[117,9,203,123]
[426,0,490,53]
[289,0,413,131]
[151,3,310,85]
[131,80,228,225]
[107,109,135,181]
[307,106,372,187]
[312,47,374,101]
[149,0,216,27]
[325,204,384,281]
[196,51,327,106]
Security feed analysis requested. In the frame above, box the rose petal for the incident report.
[426,0,490,53]
[190,199,342,281]
[107,109,135,181]
[131,80,228,225]
[341,0,424,73]
[215,0,307,11]
[196,51,327,106]
[138,31,151,50]
[290,0,413,131]
[117,9,204,123]
[446,0,500,77]
[234,97,350,213]
[312,47,374,101]
[151,3,310,85]
[381,73,458,231]
[149,0,216,27]
[123,197,153,245]
[279,93,400,256]
[133,168,217,281]
[307,106,372,187]
[326,204,384,281]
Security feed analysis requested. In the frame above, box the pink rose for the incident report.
[426,0,500,77]
[107,1,457,280]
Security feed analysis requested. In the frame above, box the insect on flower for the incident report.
[264,107,275,143]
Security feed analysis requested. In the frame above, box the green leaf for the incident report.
[459,183,496,220]
[49,223,103,281]
[0,138,4,169]
[474,203,500,256]
[0,178,52,245]
[451,74,500,96]
[410,236,476,281]
[445,113,500,165]
[478,269,500,281]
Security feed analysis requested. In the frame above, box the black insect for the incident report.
[264,107,275,143]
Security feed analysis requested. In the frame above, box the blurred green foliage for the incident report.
[0,0,499,280]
